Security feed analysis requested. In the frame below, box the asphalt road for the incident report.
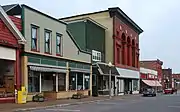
[30,93,180,112]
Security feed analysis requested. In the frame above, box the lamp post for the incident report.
[108,62,113,99]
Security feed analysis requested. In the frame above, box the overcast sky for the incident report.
[1,0,180,73]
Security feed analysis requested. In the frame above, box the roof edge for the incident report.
[21,4,67,25]
[108,7,143,34]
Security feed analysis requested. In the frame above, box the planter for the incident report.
[32,94,45,102]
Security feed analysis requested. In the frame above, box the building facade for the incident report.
[162,68,172,89]
[61,7,143,95]
[140,67,162,93]
[172,74,180,89]
[140,59,163,85]
[3,4,92,101]
[0,6,26,103]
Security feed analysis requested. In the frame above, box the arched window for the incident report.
[132,39,135,67]
[121,33,126,65]
[127,37,131,66]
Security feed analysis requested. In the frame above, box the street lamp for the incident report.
[108,62,113,99]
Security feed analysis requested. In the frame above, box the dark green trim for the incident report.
[21,6,25,36]
[21,4,67,25]
[22,52,91,64]
[66,30,91,55]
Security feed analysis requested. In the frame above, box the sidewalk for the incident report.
[0,94,140,112]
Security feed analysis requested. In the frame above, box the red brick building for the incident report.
[172,74,180,89]
[140,59,163,86]
[0,6,26,103]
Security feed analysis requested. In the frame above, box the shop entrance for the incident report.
[0,59,15,98]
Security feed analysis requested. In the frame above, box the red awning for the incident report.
[142,80,162,87]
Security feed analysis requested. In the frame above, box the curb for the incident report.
[14,99,110,112]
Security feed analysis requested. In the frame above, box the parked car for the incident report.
[164,88,173,94]
[143,88,156,97]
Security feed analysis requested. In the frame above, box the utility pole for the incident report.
[108,62,112,99]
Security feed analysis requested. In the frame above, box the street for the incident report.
[27,93,180,112]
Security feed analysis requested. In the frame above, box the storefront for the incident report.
[0,6,26,103]
[116,67,140,95]
[24,53,91,101]
[140,67,162,92]
[92,62,119,96]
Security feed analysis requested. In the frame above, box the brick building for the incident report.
[162,68,172,89]
[140,59,163,84]
[172,74,180,89]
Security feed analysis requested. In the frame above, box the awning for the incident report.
[70,68,91,73]
[29,66,67,73]
[116,67,139,79]
[142,80,162,87]
[93,63,119,76]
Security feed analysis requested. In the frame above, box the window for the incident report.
[133,80,139,91]
[56,34,62,55]
[117,47,120,64]
[44,30,51,53]
[77,73,83,90]
[28,71,40,92]
[69,73,76,90]
[92,50,101,62]
[31,26,39,51]
[58,74,66,91]
[84,74,90,90]
[69,73,90,90]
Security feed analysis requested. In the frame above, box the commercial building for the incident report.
[60,7,143,95]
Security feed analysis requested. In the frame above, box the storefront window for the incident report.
[41,73,55,92]
[84,74,90,90]
[28,71,40,92]
[133,80,139,91]
[69,73,76,90]
[77,73,83,90]
[58,74,66,91]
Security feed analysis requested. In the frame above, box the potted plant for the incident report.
[32,94,45,102]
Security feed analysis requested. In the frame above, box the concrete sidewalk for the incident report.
[0,94,140,112]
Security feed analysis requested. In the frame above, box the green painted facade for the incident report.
[24,53,90,70]
[67,20,105,62]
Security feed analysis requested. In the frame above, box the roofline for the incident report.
[65,17,108,30]
[0,5,26,44]
[21,4,67,25]
[59,10,108,20]
[108,7,143,34]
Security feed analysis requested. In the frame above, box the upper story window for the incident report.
[92,50,101,62]
[31,25,39,51]
[56,33,62,56]
[44,30,51,53]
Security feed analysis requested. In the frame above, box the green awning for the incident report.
[29,66,67,73]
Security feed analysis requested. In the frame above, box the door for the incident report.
[111,81,114,96]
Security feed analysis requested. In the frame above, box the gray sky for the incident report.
[1,0,180,73]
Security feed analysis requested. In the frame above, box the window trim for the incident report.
[92,50,101,62]
[56,33,63,56]
[31,24,39,52]
[44,29,52,54]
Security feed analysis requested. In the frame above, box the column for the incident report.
[21,56,28,92]
[83,74,85,90]
[39,72,42,93]
[124,44,128,65]
[90,65,92,96]
[129,45,132,66]
[66,62,69,91]
[56,74,58,92]
[15,50,20,90]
